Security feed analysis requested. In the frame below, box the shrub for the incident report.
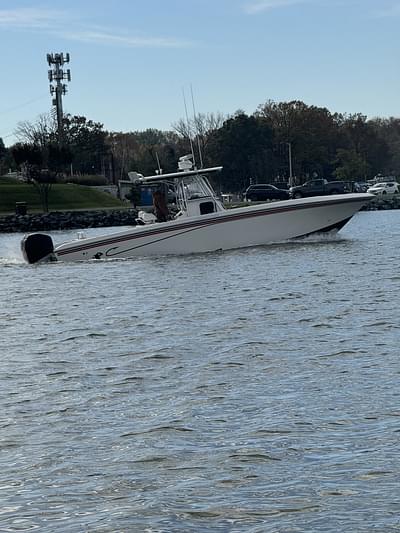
[64,174,109,186]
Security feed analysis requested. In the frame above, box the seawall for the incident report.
[363,196,400,211]
[0,209,138,233]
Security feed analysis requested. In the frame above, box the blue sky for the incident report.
[0,0,399,146]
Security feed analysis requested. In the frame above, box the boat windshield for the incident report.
[181,175,215,199]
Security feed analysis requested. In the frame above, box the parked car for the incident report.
[289,179,349,199]
[367,182,399,195]
[352,181,368,192]
[244,184,289,202]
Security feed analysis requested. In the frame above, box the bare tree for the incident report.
[173,111,226,138]
[14,113,57,147]
[172,111,227,165]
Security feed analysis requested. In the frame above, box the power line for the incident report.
[0,95,48,116]
[0,132,16,139]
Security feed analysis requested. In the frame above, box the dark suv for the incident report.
[244,184,289,202]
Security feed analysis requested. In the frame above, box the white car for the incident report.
[367,181,399,195]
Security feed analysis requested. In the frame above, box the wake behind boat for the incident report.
[21,157,373,264]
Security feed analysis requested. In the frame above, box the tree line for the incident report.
[1,99,399,198]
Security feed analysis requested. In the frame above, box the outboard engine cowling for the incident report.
[21,233,55,264]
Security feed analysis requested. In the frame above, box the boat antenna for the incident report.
[155,151,162,174]
[182,86,197,168]
[190,84,204,169]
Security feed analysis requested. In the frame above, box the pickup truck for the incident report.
[289,179,350,199]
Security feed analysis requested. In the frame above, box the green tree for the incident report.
[0,138,9,174]
[256,100,342,181]
[369,117,400,176]
[12,143,42,171]
[11,143,55,212]
[333,148,370,181]
[47,143,73,176]
[207,112,274,192]
[63,114,110,177]
[15,113,111,179]
[338,114,389,179]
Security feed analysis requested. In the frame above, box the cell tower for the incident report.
[47,52,71,142]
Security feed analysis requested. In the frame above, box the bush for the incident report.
[64,174,109,186]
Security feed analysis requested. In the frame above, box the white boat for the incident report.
[21,157,373,264]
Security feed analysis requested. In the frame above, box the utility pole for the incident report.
[47,52,71,143]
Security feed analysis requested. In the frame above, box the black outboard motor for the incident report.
[21,233,55,264]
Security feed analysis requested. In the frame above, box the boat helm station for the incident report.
[129,155,224,224]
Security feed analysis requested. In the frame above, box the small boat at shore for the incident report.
[21,157,373,264]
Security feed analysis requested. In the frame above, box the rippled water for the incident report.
[1,210,400,532]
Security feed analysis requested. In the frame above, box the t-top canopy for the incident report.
[128,166,223,184]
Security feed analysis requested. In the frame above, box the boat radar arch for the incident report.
[178,154,195,171]
[127,171,144,183]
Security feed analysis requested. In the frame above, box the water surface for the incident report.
[1,210,399,532]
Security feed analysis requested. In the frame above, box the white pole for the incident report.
[182,87,196,168]
[288,142,293,187]
[190,84,204,169]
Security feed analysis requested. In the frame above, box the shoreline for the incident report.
[362,195,400,210]
[0,208,138,233]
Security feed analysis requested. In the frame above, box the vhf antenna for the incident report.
[190,84,204,169]
[182,87,196,168]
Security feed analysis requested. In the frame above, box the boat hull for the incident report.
[32,193,370,263]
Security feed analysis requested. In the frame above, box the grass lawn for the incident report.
[0,181,127,213]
